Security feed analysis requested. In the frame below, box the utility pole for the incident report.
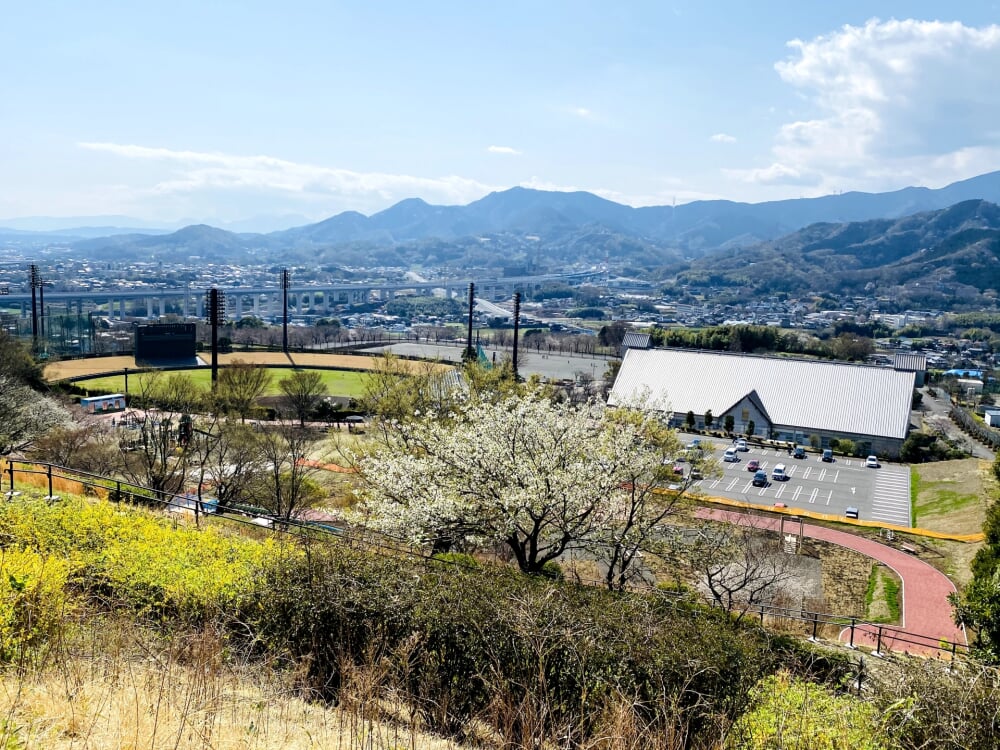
[281,268,290,354]
[464,282,476,362]
[205,287,226,386]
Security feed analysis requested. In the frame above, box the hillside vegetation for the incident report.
[1,483,999,748]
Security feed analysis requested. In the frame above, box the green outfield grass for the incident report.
[72,367,369,399]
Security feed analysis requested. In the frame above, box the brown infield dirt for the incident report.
[43,351,452,382]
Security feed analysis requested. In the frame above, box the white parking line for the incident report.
[775,484,786,498]
[834,470,840,482]
[792,486,802,502]
[758,486,768,496]
[826,490,832,506]
[742,481,753,494]
[809,488,818,504]
[710,479,721,489]
[726,478,740,491]
[817,468,827,482]
[803,467,812,480]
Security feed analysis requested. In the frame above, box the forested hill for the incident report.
[674,200,1000,308]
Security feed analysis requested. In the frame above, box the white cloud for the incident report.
[738,19,1000,193]
[487,145,521,155]
[78,142,497,210]
[723,162,821,187]
[571,106,593,119]
[710,133,736,144]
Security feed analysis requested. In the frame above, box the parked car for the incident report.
[672,463,685,476]
[686,438,701,449]
[771,464,788,481]
[845,506,860,519]
[822,449,834,462]
[752,469,768,487]
[723,448,739,462]
[792,446,806,459]
[746,459,761,472]
[866,455,879,468]
[735,438,748,451]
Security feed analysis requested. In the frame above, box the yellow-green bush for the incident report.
[727,671,893,750]
[0,548,71,661]
[0,497,293,622]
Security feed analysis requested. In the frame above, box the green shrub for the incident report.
[727,671,891,749]
[248,544,794,744]
[431,551,480,569]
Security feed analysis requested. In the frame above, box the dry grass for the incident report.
[912,458,989,535]
[0,624,465,750]
[819,545,872,618]
[911,458,990,587]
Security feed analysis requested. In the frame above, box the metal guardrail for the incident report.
[1,459,972,663]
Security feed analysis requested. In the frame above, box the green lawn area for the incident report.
[73,367,369,399]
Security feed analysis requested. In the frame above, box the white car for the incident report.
[771,464,788,481]
[866,455,879,468]
[735,438,748,451]
[723,448,739,462]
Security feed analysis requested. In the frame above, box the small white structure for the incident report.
[958,378,984,395]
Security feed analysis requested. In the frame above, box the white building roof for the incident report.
[609,348,915,440]
[893,352,927,372]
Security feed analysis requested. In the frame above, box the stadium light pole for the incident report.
[205,288,226,386]
[29,264,39,351]
[512,291,521,381]
[281,268,290,354]
[464,282,475,362]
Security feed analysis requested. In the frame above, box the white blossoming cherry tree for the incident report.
[354,392,708,585]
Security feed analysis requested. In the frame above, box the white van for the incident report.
[723,448,739,462]
[771,464,788,481]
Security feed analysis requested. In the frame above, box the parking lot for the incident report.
[677,434,912,527]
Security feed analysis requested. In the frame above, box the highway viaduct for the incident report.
[0,272,595,322]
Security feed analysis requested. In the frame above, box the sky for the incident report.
[3,1,1000,230]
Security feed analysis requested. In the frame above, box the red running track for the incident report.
[700,509,967,657]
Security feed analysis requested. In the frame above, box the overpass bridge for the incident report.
[0,271,600,322]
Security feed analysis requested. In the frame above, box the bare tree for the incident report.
[249,422,324,521]
[202,421,264,512]
[684,518,792,623]
[29,419,119,474]
[115,374,189,502]
[278,370,328,426]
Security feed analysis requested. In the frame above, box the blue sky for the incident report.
[2,1,1000,229]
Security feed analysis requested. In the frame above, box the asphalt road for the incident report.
[677,433,912,527]
[918,386,995,460]
[371,341,614,382]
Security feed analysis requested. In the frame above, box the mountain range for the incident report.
[675,199,1000,308]
[5,170,1000,277]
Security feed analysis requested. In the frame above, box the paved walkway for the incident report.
[701,509,967,656]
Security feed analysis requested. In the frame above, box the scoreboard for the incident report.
[135,323,197,364]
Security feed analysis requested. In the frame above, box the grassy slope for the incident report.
[911,458,989,587]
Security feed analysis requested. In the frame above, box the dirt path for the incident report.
[700,509,966,656]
